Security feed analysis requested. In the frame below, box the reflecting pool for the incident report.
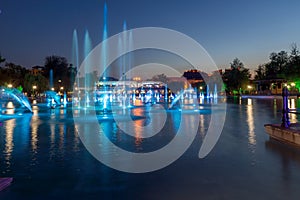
[1,98,300,199]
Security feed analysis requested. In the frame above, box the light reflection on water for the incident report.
[4,119,15,169]
[288,99,297,123]
[132,108,143,149]
[30,113,39,154]
[1,98,300,199]
[246,99,256,147]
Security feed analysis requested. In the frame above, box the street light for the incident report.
[51,87,55,91]
[7,84,12,88]
[32,85,37,97]
[60,87,64,90]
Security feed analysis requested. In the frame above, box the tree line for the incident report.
[1,43,300,95]
[0,55,76,94]
[222,43,300,94]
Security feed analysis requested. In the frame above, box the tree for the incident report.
[230,57,244,70]
[223,58,251,94]
[24,73,49,94]
[290,43,299,61]
[0,62,28,87]
[43,55,75,91]
[286,43,300,79]
[150,74,168,83]
[265,51,288,79]
[255,65,266,80]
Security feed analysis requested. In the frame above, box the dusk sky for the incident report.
[1,0,300,73]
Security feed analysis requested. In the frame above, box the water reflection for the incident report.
[6,101,15,115]
[288,99,297,123]
[30,114,39,154]
[4,119,16,168]
[289,99,295,109]
[59,124,66,155]
[199,114,205,138]
[132,108,143,149]
[246,99,256,150]
[265,139,300,184]
[49,123,56,159]
[73,124,80,152]
[273,99,277,118]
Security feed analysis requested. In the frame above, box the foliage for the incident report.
[24,73,49,93]
[150,74,168,83]
[222,58,251,94]
[255,65,266,80]
[43,55,77,91]
[17,85,23,92]
[0,62,29,87]
[255,44,300,81]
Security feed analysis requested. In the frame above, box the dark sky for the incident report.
[1,0,300,71]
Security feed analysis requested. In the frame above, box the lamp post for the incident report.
[32,85,37,98]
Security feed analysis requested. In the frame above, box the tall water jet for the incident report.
[206,85,210,98]
[122,20,127,79]
[72,30,79,71]
[214,83,218,98]
[49,69,53,89]
[101,2,108,79]
[118,34,123,79]
[128,30,133,80]
[72,31,79,85]
[84,30,92,108]
[63,92,67,107]
[72,29,80,107]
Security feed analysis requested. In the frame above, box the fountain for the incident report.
[0,87,32,113]
[70,2,223,119]
[63,92,67,107]
[72,29,80,107]
[49,69,53,89]
[45,91,61,108]
[83,29,92,109]
[206,85,210,98]
[214,83,218,98]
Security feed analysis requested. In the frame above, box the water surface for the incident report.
[1,98,300,200]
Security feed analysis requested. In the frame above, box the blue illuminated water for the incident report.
[101,2,108,79]
[0,87,32,113]
[49,69,53,89]
[72,29,79,90]
[1,98,300,199]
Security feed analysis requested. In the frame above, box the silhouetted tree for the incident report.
[255,65,266,80]
[286,43,300,79]
[43,55,76,91]
[223,58,251,94]
[24,73,49,94]
[150,74,168,83]
[0,62,28,87]
[265,51,288,79]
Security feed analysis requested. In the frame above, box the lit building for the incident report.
[31,66,44,76]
